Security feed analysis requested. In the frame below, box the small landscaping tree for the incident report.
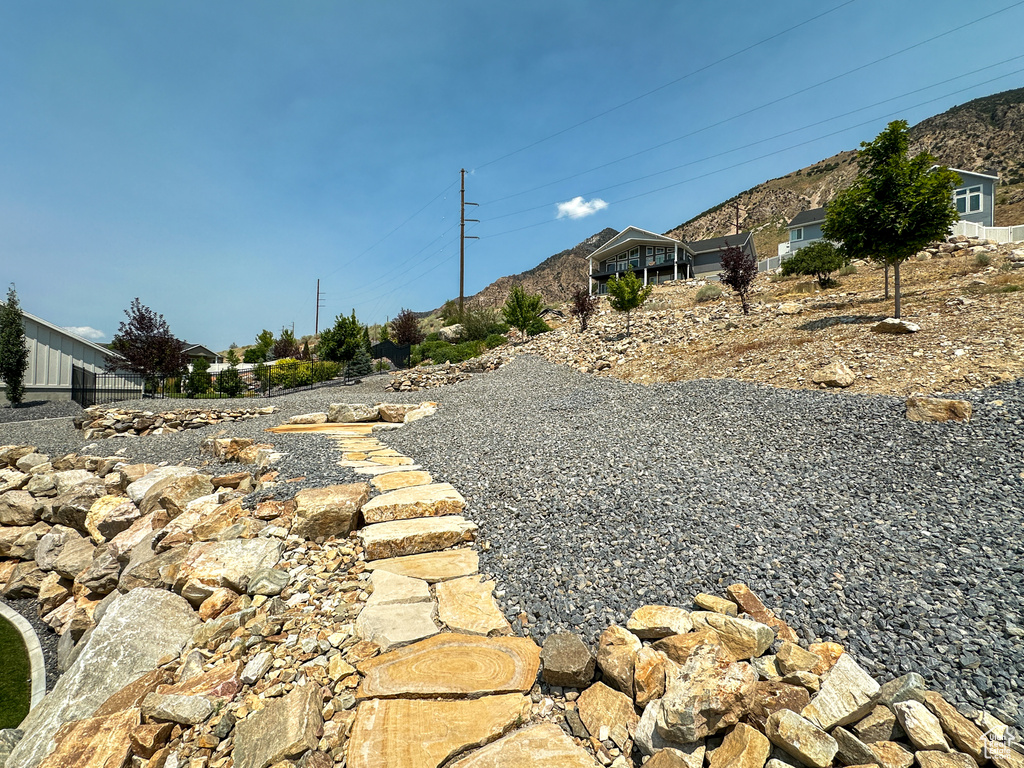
[501,284,544,339]
[569,285,598,332]
[345,345,373,380]
[216,358,246,397]
[317,310,364,363]
[243,330,275,363]
[606,271,653,336]
[719,244,758,315]
[108,298,188,388]
[379,321,392,344]
[781,240,848,288]
[272,327,300,360]
[0,285,30,406]
[823,120,960,319]
[391,308,425,346]
[183,356,212,398]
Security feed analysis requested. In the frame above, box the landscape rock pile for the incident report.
[385,354,511,392]
[73,405,276,440]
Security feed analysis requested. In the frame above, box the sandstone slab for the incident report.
[357,516,477,560]
[709,722,771,768]
[871,741,916,768]
[354,602,439,652]
[366,548,479,583]
[577,681,639,751]
[126,466,197,505]
[365,569,432,607]
[906,397,972,423]
[854,705,903,744]
[139,473,214,518]
[436,574,512,635]
[141,692,214,725]
[694,593,738,616]
[747,681,811,731]
[654,629,723,666]
[361,482,465,524]
[347,694,529,768]
[447,722,600,767]
[234,684,322,768]
[84,496,141,543]
[776,642,823,675]
[356,633,541,699]
[291,483,370,540]
[370,470,434,492]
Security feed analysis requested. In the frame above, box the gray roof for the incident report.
[788,207,826,228]
[687,231,753,254]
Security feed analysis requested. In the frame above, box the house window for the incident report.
[955,186,982,214]
[790,228,803,242]
[647,246,654,255]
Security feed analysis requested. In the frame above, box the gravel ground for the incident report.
[381,355,1024,725]
[3,360,1022,725]
[0,597,59,693]
[0,400,83,425]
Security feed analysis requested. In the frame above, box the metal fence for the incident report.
[370,340,411,369]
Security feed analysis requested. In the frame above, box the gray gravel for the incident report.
[382,355,1024,726]
[0,400,83,425]
[3,359,1022,725]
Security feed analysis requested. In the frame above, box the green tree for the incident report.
[0,285,30,405]
[243,329,275,363]
[225,347,241,366]
[823,120,960,319]
[781,240,848,288]
[183,356,212,398]
[345,345,373,380]
[216,358,246,397]
[379,321,392,344]
[272,327,300,360]
[501,284,544,339]
[719,244,758,316]
[606,271,653,335]
[108,298,189,388]
[317,310,364,363]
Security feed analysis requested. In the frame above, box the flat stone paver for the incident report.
[448,722,602,768]
[436,575,512,636]
[369,456,415,466]
[357,516,477,561]
[354,602,439,653]
[346,694,531,768]
[353,464,423,476]
[266,423,372,434]
[361,483,466,524]
[366,549,479,583]
[371,470,433,492]
[364,570,432,607]
[355,633,541,700]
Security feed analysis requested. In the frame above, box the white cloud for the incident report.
[556,196,609,220]
[64,326,105,341]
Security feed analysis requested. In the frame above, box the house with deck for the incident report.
[779,168,1002,259]
[587,227,759,295]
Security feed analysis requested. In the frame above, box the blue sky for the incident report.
[2,1,1023,350]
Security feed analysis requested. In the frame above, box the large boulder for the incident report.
[541,632,596,689]
[689,612,774,660]
[439,324,464,343]
[174,538,283,606]
[0,490,37,526]
[1,560,47,597]
[327,403,380,423]
[233,684,322,768]
[126,466,198,505]
[811,362,855,389]
[8,588,200,768]
[597,624,642,696]
[46,483,105,532]
[872,318,920,334]
[139,473,215,518]
[657,643,757,744]
[377,403,420,423]
[85,496,141,543]
[802,652,880,730]
[766,709,838,768]
[291,483,370,540]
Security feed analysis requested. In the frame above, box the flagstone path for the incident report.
[265,412,601,767]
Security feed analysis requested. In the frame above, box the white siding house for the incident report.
[0,304,121,405]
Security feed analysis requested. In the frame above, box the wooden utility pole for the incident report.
[732,201,741,235]
[459,168,479,317]
[315,279,325,335]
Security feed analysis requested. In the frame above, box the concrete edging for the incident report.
[0,601,47,715]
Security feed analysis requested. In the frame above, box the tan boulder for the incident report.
[38,707,140,768]
[893,701,949,752]
[174,538,282,606]
[377,403,420,422]
[597,624,642,695]
[291,483,370,540]
[198,587,239,621]
[690,612,774,660]
[807,642,845,675]
[93,668,174,718]
[776,642,822,675]
[328,403,380,423]
[812,362,856,388]
[725,584,799,643]
[577,681,640,752]
[357,516,478,561]
[233,684,323,768]
[126,466,197,505]
[436,574,512,636]
[920,691,987,762]
[37,572,73,616]
[803,652,880,730]
[915,752,977,768]
[766,709,839,768]
[709,722,771,768]
[287,412,328,424]
[657,643,757,743]
[0,490,37,526]
[871,741,916,768]
[627,605,694,639]
[85,496,140,543]
[694,593,738,616]
[634,646,670,709]
[906,397,972,423]
[654,630,723,666]
[747,681,811,731]
[139,473,214,518]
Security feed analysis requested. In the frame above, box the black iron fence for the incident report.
[71,350,412,408]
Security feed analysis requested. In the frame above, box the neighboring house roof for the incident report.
[588,226,688,260]
[788,207,827,229]
[0,301,122,360]
[182,343,220,359]
[939,166,1000,181]
[687,231,754,254]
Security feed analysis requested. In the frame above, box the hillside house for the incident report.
[780,168,1000,258]
[587,226,759,295]
[183,343,223,366]
[0,302,122,405]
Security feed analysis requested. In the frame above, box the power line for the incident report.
[474,0,861,170]
[478,60,1024,229]
[476,65,1024,241]
[482,4,1024,207]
